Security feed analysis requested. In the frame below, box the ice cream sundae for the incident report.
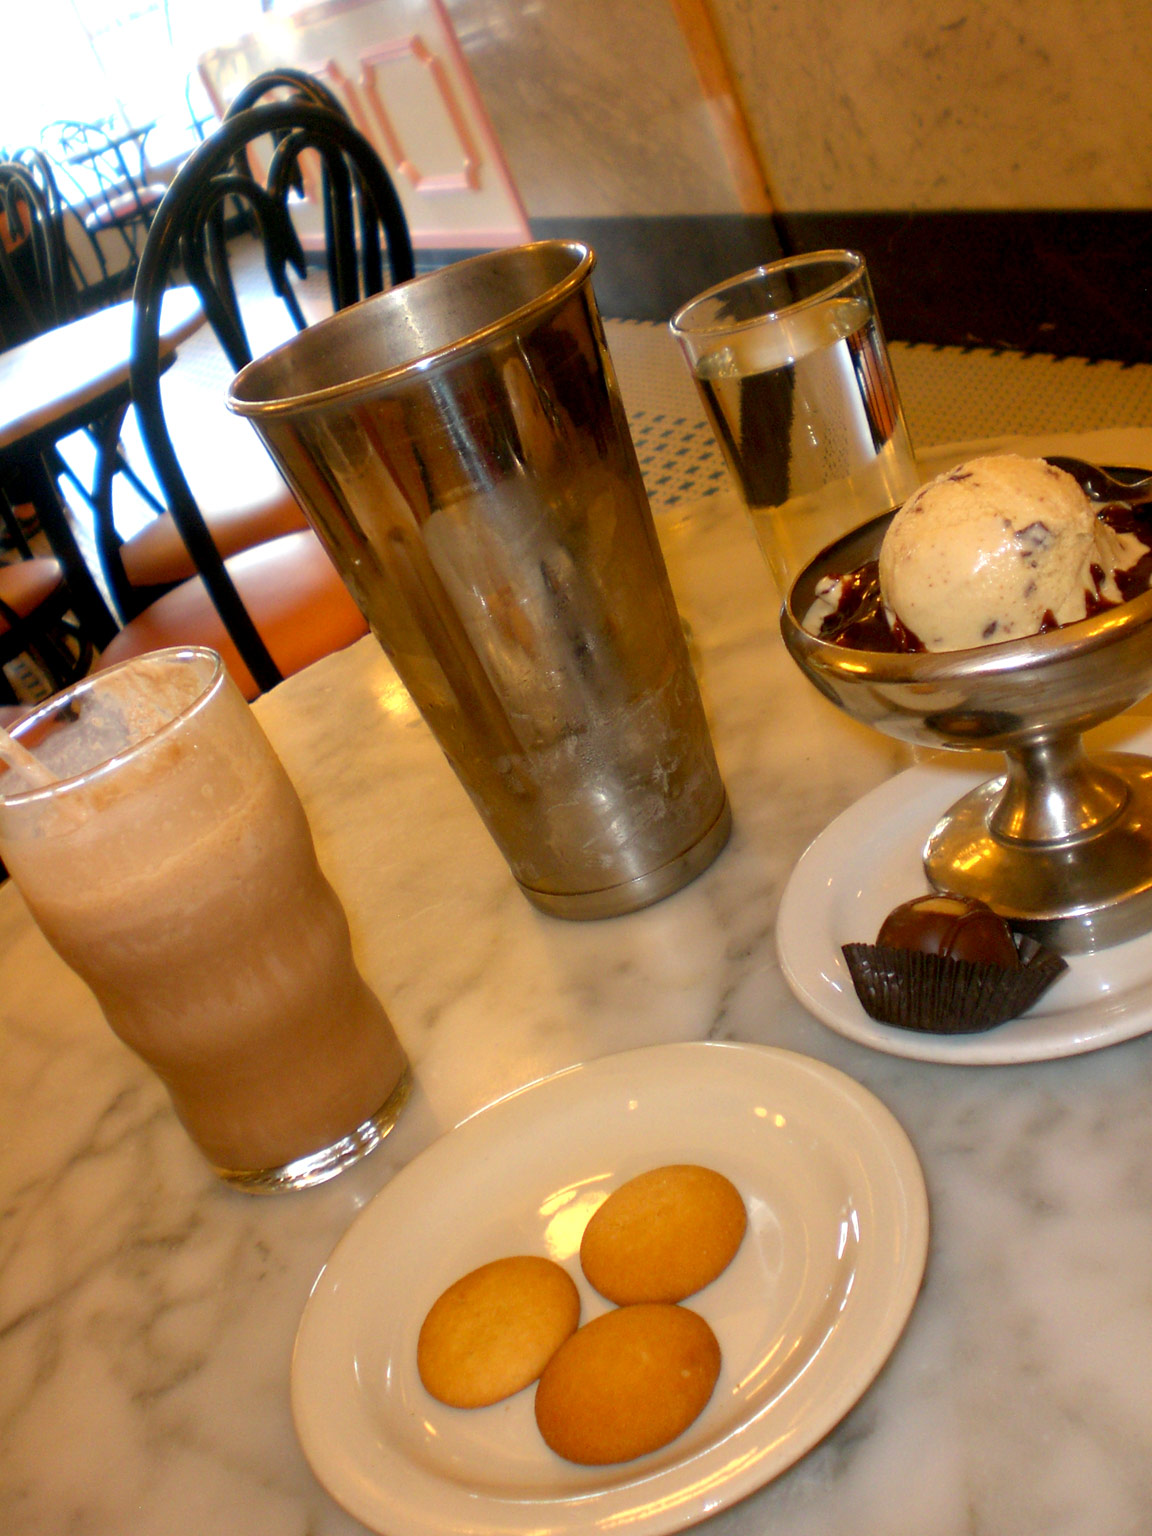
[805,455,1152,652]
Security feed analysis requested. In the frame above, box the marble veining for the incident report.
[714,0,1152,211]
[6,426,1152,1532]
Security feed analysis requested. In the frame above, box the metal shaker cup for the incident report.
[229,241,730,918]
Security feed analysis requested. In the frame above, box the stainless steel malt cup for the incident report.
[228,241,730,918]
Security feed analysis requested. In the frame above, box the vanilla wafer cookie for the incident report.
[579,1164,746,1304]
[417,1255,580,1409]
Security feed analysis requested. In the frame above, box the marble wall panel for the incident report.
[319,0,1152,221]
[713,0,1152,211]
[443,0,746,215]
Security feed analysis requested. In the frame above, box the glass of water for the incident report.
[670,250,919,599]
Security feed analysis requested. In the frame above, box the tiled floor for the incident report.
[58,233,1152,537]
[604,318,1152,510]
[44,270,1152,616]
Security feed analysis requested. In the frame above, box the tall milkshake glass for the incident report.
[671,250,919,598]
[0,648,409,1191]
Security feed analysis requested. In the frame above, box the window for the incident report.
[4,0,266,164]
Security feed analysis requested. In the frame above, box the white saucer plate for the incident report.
[777,743,1152,1064]
[291,1041,929,1536]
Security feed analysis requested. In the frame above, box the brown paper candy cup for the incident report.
[841,939,1068,1034]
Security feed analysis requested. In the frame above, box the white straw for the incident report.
[0,723,55,790]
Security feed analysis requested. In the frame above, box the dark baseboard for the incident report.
[526,212,1152,363]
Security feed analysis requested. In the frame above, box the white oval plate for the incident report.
[777,744,1152,1064]
[291,1041,928,1536]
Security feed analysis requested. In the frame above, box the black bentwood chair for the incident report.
[221,68,364,319]
[0,162,99,691]
[40,119,166,289]
[0,547,92,705]
[95,98,414,698]
[10,143,129,315]
[84,72,358,621]
[0,161,71,347]
[0,151,171,555]
[225,65,347,114]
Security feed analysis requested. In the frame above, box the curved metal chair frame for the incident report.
[225,66,348,118]
[9,145,110,314]
[40,119,162,279]
[130,99,414,694]
[0,160,106,608]
[0,162,69,346]
[0,153,165,564]
[221,68,380,326]
[0,575,92,704]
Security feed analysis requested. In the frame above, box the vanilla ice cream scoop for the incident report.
[879,454,1146,651]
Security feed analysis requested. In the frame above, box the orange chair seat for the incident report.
[96,529,368,699]
[0,557,65,634]
[119,481,309,589]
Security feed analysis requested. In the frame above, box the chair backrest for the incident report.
[11,143,123,307]
[42,120,154,216]
[0,161,70,347]
[7,145,123,319]
[130,96,415,695]
[40,119,160,294]
[221,68,366,324]
[224,66,349,119]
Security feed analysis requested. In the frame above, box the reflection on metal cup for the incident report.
[229,241,730,918]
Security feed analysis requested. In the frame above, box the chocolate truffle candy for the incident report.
[877,895,1019,969]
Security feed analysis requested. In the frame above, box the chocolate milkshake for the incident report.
[0,649,409,1189]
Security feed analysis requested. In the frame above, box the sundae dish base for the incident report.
[773,755,1152,1064]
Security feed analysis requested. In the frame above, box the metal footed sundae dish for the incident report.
[782,455,1152,954]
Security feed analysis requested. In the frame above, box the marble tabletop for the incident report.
[5,424,1152,1535]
